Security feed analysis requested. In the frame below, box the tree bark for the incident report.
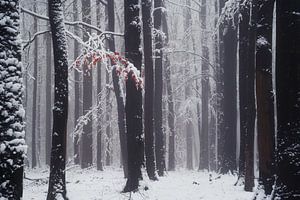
[256,0,275,195]
[73,0,81,166]
[81,0,93,169]
[154,0,166,177]
[275,1,300,198]
[123,0,144,193]
[142,0,158,180]
[47,0,69,199]
[221,20,238,174]
[0,0,25,198]
[199,0,209,171]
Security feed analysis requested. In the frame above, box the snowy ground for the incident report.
[24,166,254,200]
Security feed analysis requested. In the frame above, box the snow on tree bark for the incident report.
[142,0,158,180]
[0,0,26,199]
[46,0,69,199]
[154,0,166,177]
[275,0,300,198]
[123,0,144,193]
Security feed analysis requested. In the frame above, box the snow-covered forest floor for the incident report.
[24,167,254,200]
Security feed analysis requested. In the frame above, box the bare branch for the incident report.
[97,0,107,6]
[22,30,50,50]
[165,0,200,13]
[20,7,124,37]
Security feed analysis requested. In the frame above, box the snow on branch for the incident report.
[20,7,123,37]
[69,33,143,89]
[22,30,50,49]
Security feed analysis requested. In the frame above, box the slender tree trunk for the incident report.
[81,0,93,169]
[142,0,158,180]
[238,4,250,180]
[199,0,209,171]
[105,71,112,166]
[217,0,226,173]
[161,6,175,171]
[275,1,300,198]
[96,0,103,171]
[31,2,38,169]
[45,31,52,166]
[73,0,81,165]
[0,0,25,198]
[184,0,193,170]
[256,0,275,195]
[47,0,69,199]
[154,0,166,177]
[244,2,257,192]
[123,0,144,192]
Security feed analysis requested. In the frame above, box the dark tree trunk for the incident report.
[107,0,128,177]
[142,0,158,180]
[154,0,166,177]
[275,1,300,198]
[255,0,275,195]
[81,0,93,169]
[244,2,257,192]
[238,4,250,180]
[123,0,144,193]
[31,2,38,169]
[220,20,238,174]
[45,31,52,166]
[47,0,69,199]
[161,6,175,171]
[0,0,25,198]
[199,0,209,171]
[73,0,80,166]
[96,0,103,171]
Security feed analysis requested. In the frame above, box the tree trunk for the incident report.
[107,0,128,177]
[142,0,158,180]
[96,0,103,171]
[221,20,237,174]
[123,0,144,192]
[31,2,38,169]
[161,6,175,171]
[244,2,257,192]
[199,0,209,171]
[275,1,300,198]
[47,0,69,199]
[81,0,93,169]
[154,0,166,177]
[217,0,226,173]
[0,0,25,198]
[45,31,52,166]
[256,0,275,195]
[73,0,81,166]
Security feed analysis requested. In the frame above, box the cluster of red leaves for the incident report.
[72,50,143,89]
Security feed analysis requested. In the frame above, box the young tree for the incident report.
[199,0,209,171]
[46,0,69,199]
[142,0,158,180]
[154,0,166,176]
[161,1,175,171]
[81,0,93,169]
[31,2,38,168]
[123,0,144,193]
[275,0,300,198]
[0,0,26,198]
[73,0,81,166]
[45,30,52,166]
[255,0,275,195]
